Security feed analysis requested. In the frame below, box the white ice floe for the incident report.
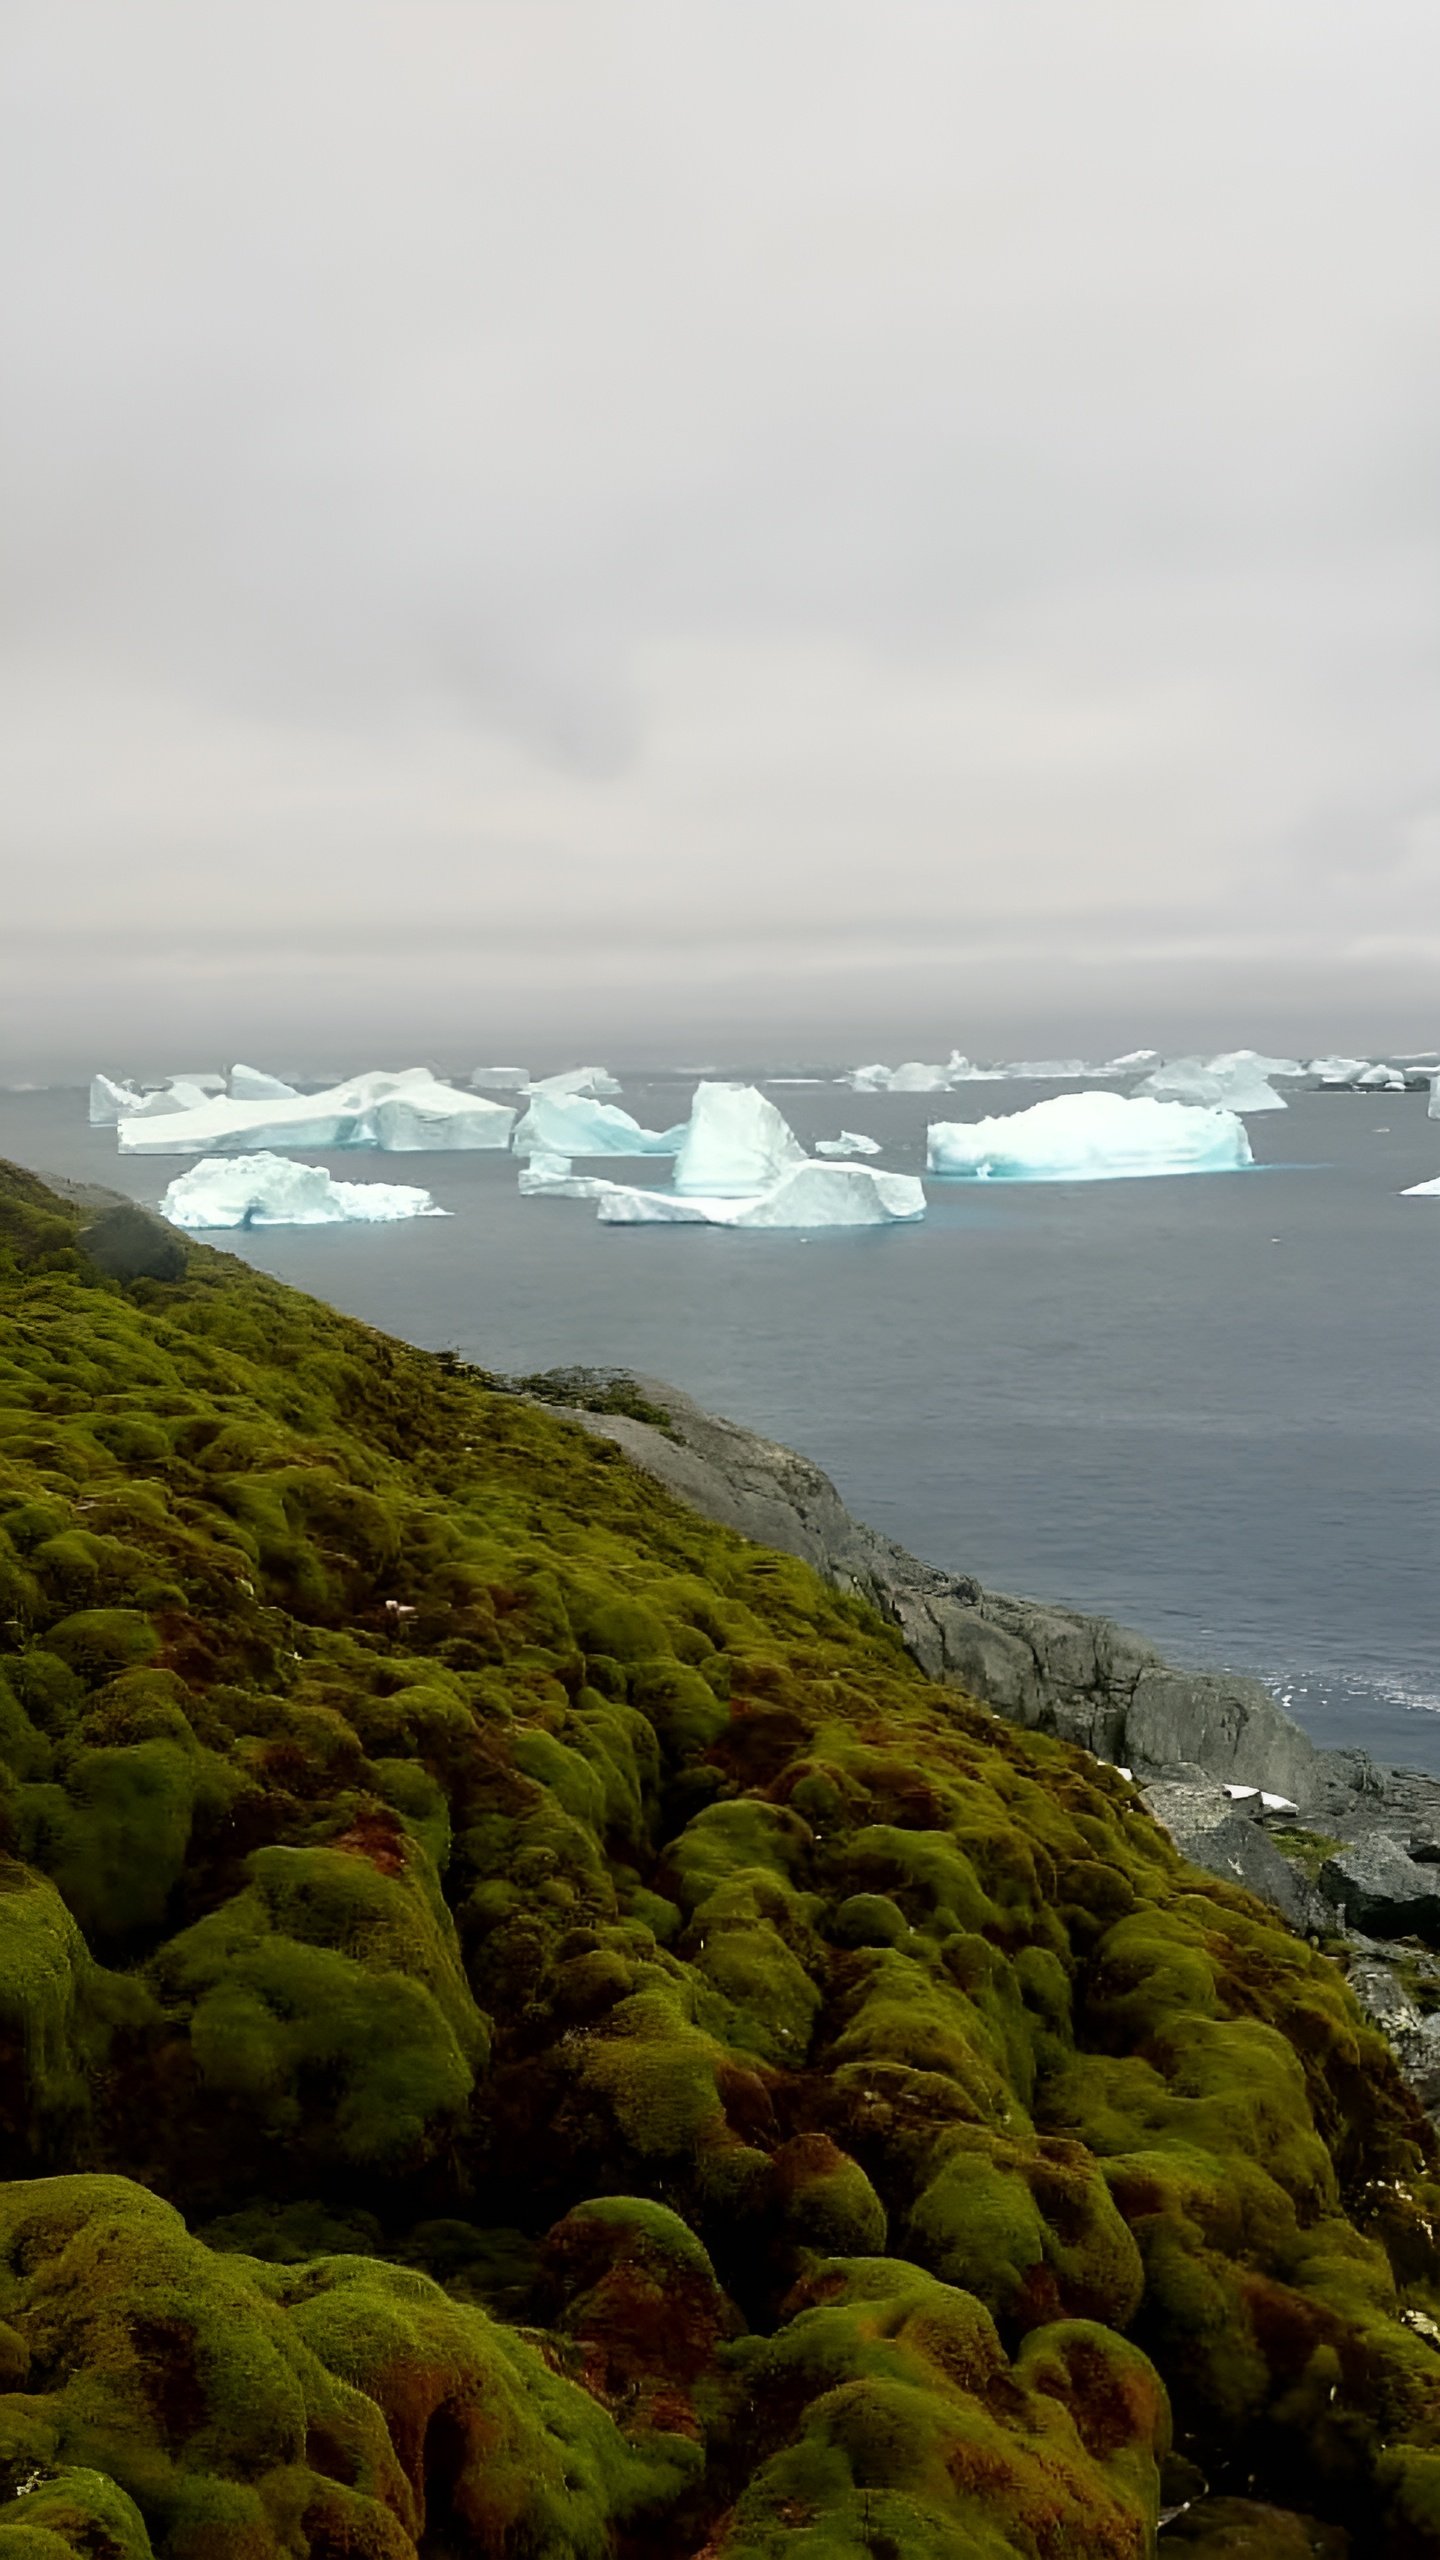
[1001,1058,1091,1079]
[598,1162,926,1227]
[815,1131,882,1157]
[672,1082,809,1195]
[160,1153,446,1228]
[512,1090,685,1158]
[926,1090,1253,1181]
[1102,1049,1161,1072]
[470,1066,529,1092]
[523,1065,623,1099]
[1402,1173,1440,1196]
[119,1068,516,1156]
[228,1064,300,1101]
[1355,1062,1407,1090]
[1136,1056,1286,1113]
[517,1153,617,1200]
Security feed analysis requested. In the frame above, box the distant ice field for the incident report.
[4,1076,1435,1772]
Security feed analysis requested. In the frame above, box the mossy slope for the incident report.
[0,1159,1436,2559]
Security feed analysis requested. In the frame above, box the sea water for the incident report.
[3,1077,1435,1770]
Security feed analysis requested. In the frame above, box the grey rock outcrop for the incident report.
[1319,1837,1440,1945]
[1344,1955,1440,2116]
[1138,1776,1316,1929]
[533,1369,1321,1802]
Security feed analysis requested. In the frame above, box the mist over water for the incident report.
[4,1067,1435,1773]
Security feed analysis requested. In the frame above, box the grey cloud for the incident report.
[1,0,1438,1069]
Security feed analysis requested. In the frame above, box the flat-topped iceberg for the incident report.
[471,1066,529,1092]
[673,1082,808,1195]
[927,1090,1253,1180]
[598,1163,925,1227]
[1137,1056,1286,1113]
[160,1153,446,1227]
[512,1091,685,1158]
[815,1131,882,1157]
[119,1068,516,1156]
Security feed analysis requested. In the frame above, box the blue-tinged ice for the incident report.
[598,1162,926,1227]
[927,1091,1253,1181]
[118,1068,515,1155]
[672,1083,809,1196]
[512,1091,685,1158]
[161,1153,447,1227]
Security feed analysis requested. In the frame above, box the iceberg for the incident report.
[1306,1055,1372,1087]
[846,1059,960,1093]
[598,1163,926,1227]
[672,1082,808,1195]
[511,1091,685,1158]
[160,1153,445,1228]
[1103,1049,1161,1072]
[926,1090,1253,1181]
[1402,1172,1440,1197]
[815,1131,882,1157]
[517,1152,617,1200]
[89,1074,147,1126]
[523,1065,624,1099]
[886,1061,952,1094]
[1136,1056,1286,1113]
[1001,1059,1091,1079]
[1206,1048,1303,1080]
[471,1066,529,1092]
[1355,1062,1407,1090]
[228,1063,300,1101]
[118,1068,516,1156]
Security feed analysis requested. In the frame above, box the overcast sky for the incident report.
[3,0,1438,1071]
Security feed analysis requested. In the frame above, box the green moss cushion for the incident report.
[0,1159,1436,2556]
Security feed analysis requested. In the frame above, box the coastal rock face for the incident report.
[3,1163,1440,2559]
[1321,1837,1440,1944]
[536,1371,1321,1801]
[1138,1776,1319,1929]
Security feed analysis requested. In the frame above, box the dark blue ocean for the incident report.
[4,1075,1435,1771]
